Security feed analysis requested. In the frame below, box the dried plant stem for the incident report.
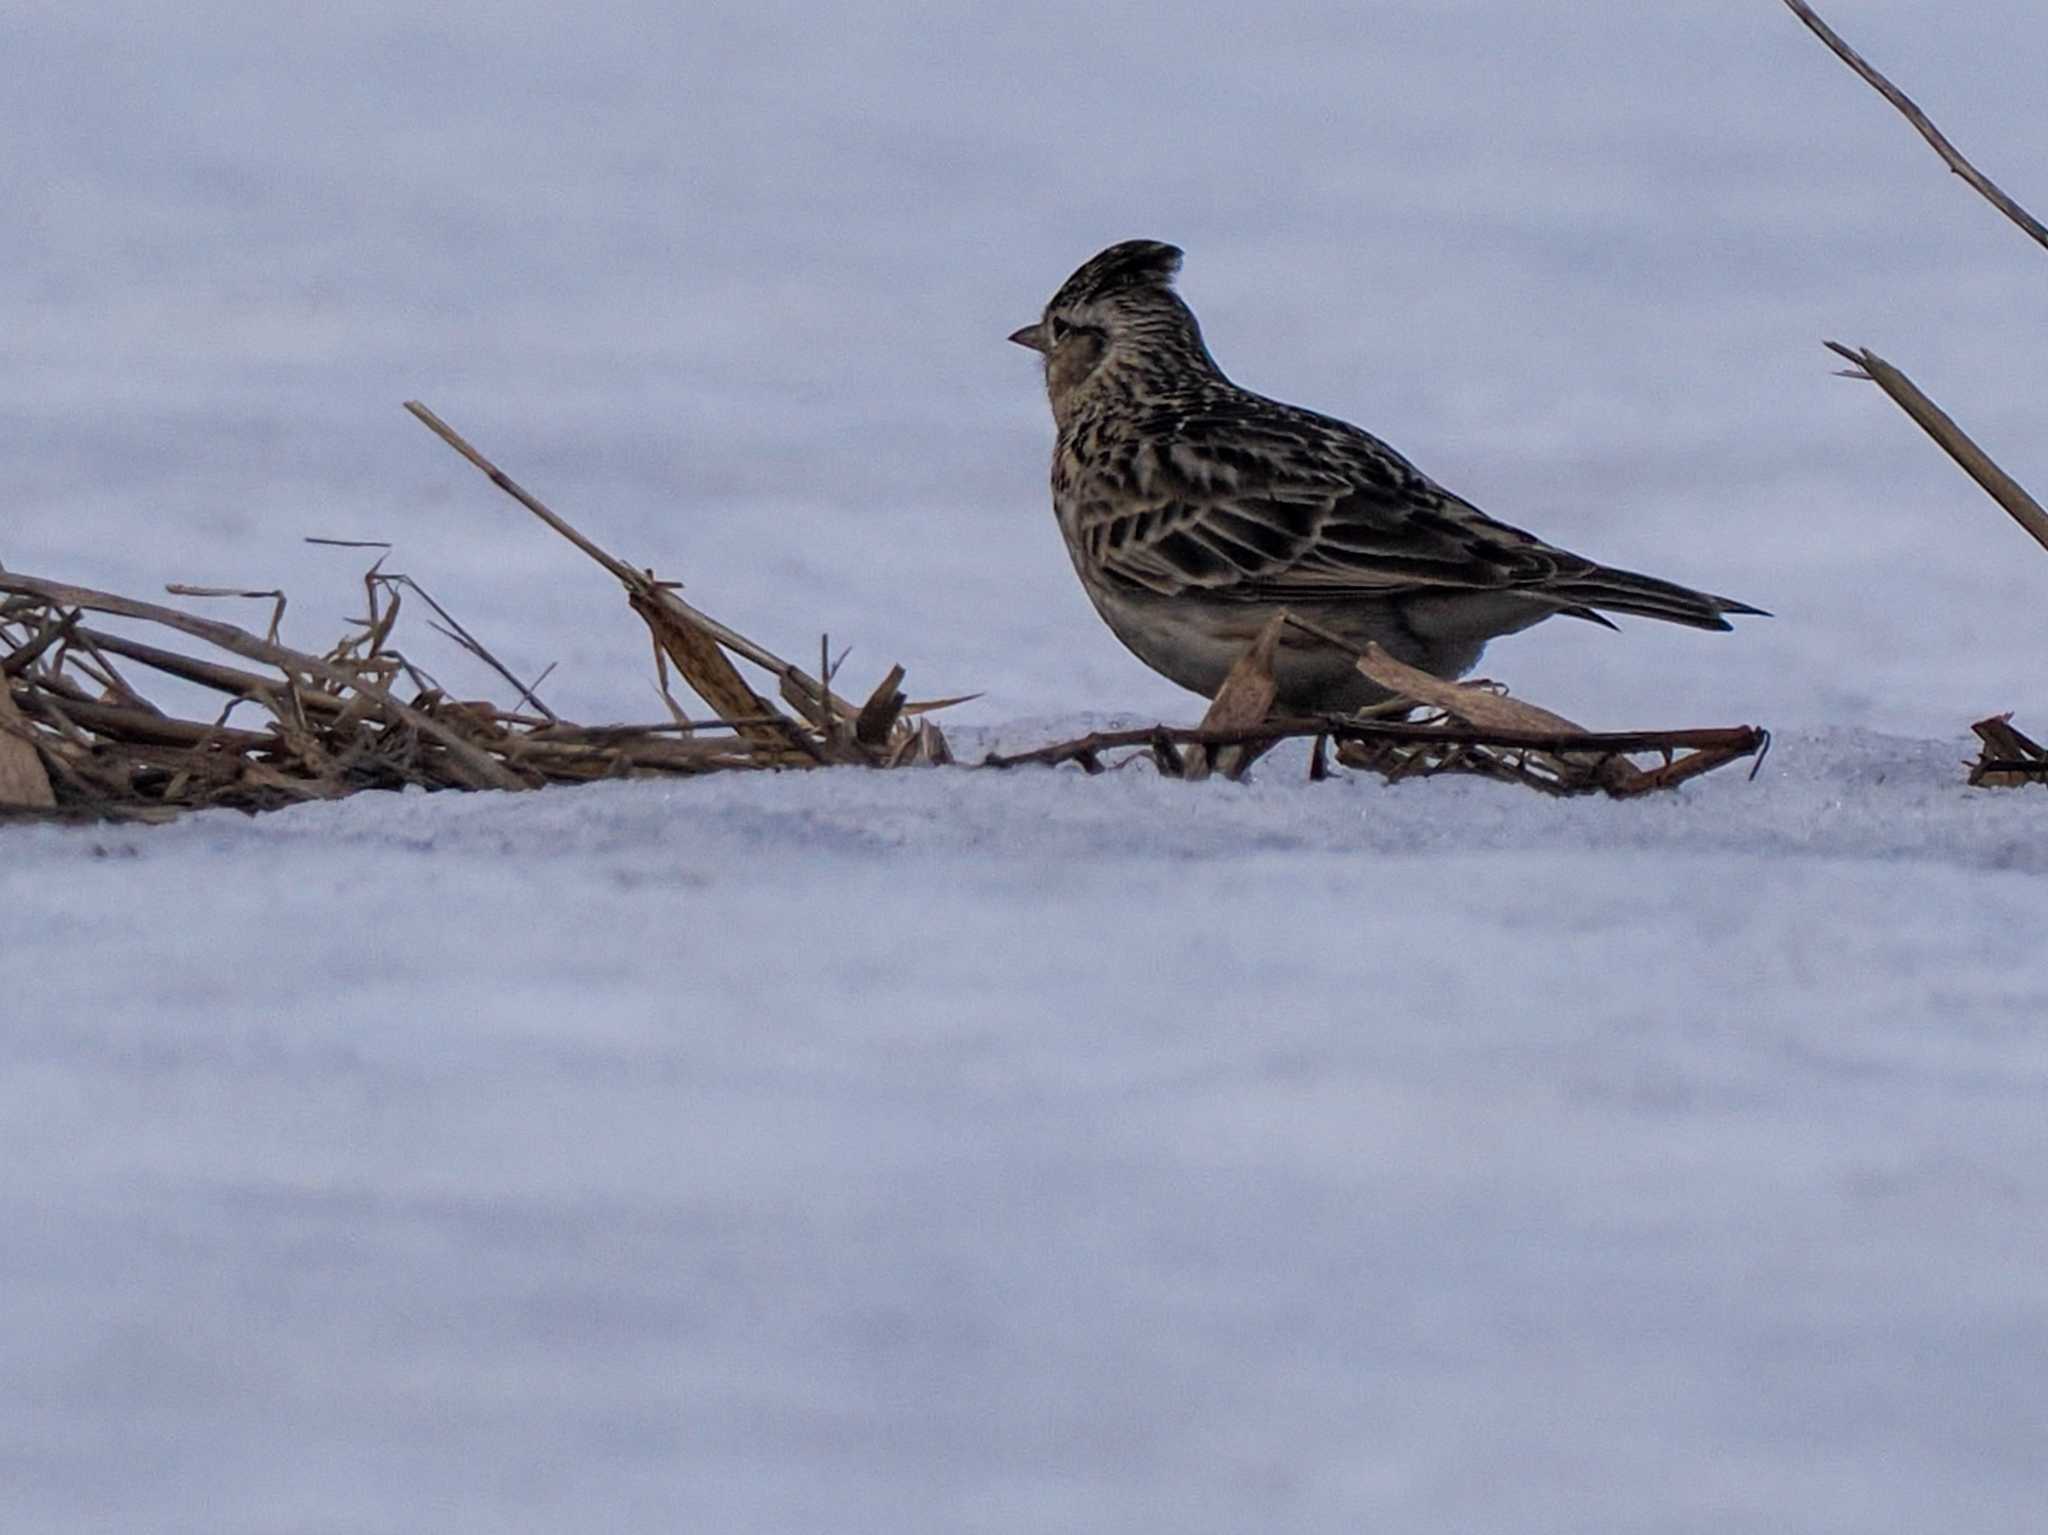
[69,625,346,710]
[402,402,642,586]
[403,401,859,722]
[1825,343,2048,557]
[1782,0,2048,255]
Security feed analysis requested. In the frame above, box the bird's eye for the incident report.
[1047,317,1072,343]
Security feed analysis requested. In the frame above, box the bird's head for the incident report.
[1010,240,1213,423]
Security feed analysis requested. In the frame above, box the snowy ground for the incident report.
[9,3,2048,1531]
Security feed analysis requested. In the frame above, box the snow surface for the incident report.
[9,2,2048,1531]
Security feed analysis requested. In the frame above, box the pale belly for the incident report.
[1082,583,1496,713]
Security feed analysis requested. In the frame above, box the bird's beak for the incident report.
[1007,322,1049,353]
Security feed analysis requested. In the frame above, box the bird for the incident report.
[1009,239,1763,712]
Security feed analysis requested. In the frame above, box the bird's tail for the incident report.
[1550,564,1767,632]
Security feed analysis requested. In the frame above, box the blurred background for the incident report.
[9,0,2047,733]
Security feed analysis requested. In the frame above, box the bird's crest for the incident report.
[1049,240,1184,311]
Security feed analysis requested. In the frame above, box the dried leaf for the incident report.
[1189,612,1286,781]
[1355,643,1587,734]
[629,591,793,754]
[0,687,56,807]
[854,664,907,746]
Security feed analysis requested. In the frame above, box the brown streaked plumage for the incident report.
[1010,239,1763,711]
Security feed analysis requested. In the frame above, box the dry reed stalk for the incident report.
[1781,0,2048,254]
[1823,344,2048,558]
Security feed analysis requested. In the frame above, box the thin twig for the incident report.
[379,571,558,722]
[1782,0,2048,254]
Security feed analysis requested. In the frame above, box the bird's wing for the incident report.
[1076,411,1585,603]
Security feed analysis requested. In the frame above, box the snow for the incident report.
[8,2,2048,1531]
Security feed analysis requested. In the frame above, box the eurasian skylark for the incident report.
[1011,240,1762,712]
